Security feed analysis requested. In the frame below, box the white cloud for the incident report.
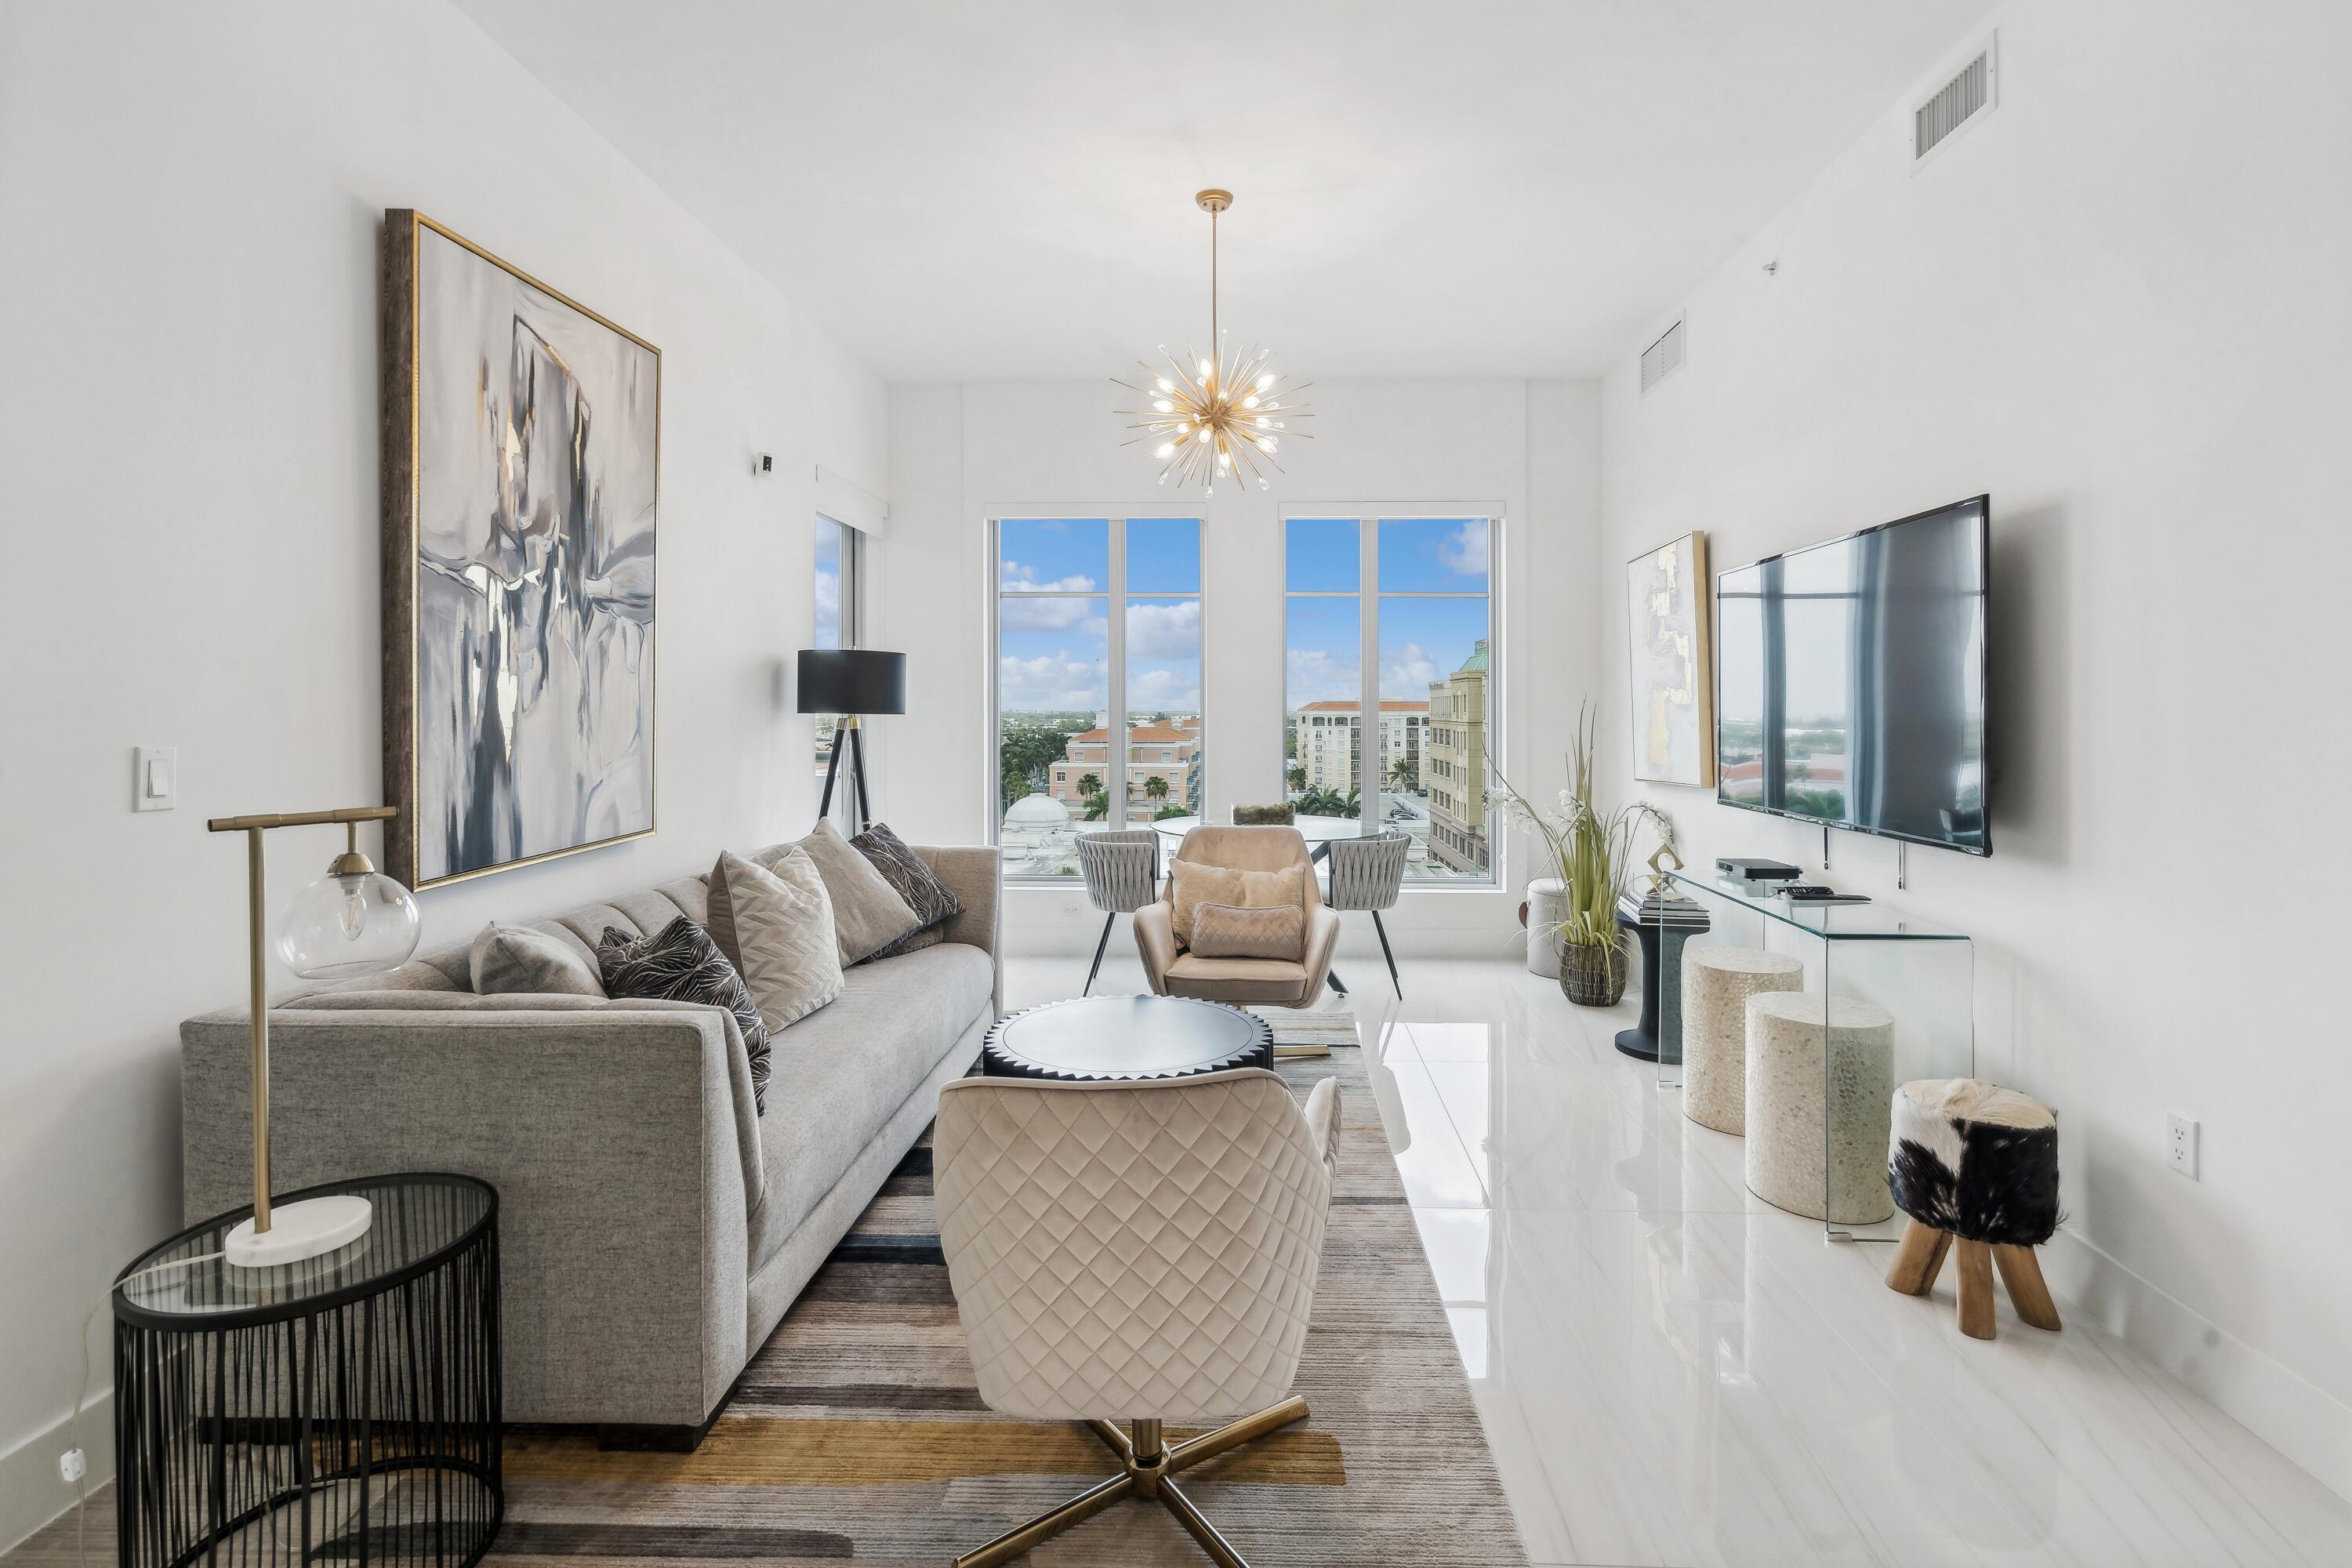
[1001,596,1102,632]
[1125,599,1201,659]
[1001,559,1098,593]
[1438,521,1489,578]
[1127,665,1202,713]
[998,651,1105,710]
[1285,646,1360,706]
[1381,641,1440,692]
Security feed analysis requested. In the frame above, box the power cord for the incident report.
[68,1252,224,1568]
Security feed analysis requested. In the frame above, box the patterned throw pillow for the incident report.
[706,848,844,1030]
[596,918,773,1114]
[851,822,964,962]
[1169,861,1304,949]
[1189,902,1306,960]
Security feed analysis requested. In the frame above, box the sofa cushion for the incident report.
[597,918,775,1114]
[1189,902,1305,961]
[707,849,843,1032]
[761,821,921,967]
[470,922,607,997]
[750,941,995,1265]
[852,822,964,961]
[1163,951,1309,1004]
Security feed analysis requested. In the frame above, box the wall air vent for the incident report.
[1639,318,1686,395]
[1912,32,1995,167]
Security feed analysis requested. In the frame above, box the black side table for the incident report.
[112,1174,502,1568]
[1613,892,1713,1062]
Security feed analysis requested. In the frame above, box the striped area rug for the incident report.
[494,1045,1526,1566]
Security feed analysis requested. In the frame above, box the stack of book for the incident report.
[1617,890,1711,931]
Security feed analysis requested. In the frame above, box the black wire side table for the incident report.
[112,1174,502,1568]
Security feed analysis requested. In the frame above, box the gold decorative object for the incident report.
[205,805,419,1266]
[1115,189,1312,493]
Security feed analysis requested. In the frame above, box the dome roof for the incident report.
[1004,793,1071,826]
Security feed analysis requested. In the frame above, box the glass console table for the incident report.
[1642,871,1973,1242]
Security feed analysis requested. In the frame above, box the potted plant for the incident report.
[1495,704,1668,1007]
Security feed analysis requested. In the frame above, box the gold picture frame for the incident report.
[381,209,662,888]
[1625,530,1715,788]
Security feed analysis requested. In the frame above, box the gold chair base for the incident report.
[953,1396,1310,1568]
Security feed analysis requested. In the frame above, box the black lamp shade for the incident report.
[797,648,906,715]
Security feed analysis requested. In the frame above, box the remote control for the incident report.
[1779,885,1871,904]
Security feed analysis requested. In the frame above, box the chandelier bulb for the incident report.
[1197,358,1212,379]
[1258,374,1276,391]
[1153,399,1173,413]
[1242,395,1260,410]
[1154,442,1176,458]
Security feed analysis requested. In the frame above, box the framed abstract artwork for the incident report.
[381,210,660,887]
[1625,530,1715,788]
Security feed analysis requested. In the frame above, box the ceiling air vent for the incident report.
[1912,32,1995,167]
[1639,318,1686,395]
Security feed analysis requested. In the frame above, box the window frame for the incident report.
[986,510,1208,883]
[1280,507,1504,887]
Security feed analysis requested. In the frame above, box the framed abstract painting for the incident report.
[1625,530,1715,788]
[381,209,659,887]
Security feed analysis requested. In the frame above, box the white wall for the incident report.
[877,377,1601,955]
[0,2,886,1547]
[1597,0,2352,1497]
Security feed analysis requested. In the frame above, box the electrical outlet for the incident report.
[58,1448,85,1485]
[2166,1113,2199,1178]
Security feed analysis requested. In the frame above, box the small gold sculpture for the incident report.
[1646,838,1685,896]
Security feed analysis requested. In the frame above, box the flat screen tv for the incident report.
[1715,495,1990,855]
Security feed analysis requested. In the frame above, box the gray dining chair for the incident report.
[1323,831,1410,997]
[1076,829,1161,995]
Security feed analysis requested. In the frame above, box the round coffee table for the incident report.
[982,996,1274,1081]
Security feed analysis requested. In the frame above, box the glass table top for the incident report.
[1656,869,1971,942]
[114,1173,494,1326]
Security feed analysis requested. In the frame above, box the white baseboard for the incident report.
[2042,1225,2352,1504]
[0,1389,112,1557]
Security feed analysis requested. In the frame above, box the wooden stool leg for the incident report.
[1886,1220,1953,1297]
[1994,1244,2063,1330]
[1954,1239,1998,1340]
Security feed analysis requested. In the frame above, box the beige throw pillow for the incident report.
[708,848,844,1030]
[1189,902,1306,960]
[1170,860,1304,949]
[469,923,604,996]
[765,819,922,966]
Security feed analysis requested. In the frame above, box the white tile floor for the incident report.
[1007,953,2352,1567]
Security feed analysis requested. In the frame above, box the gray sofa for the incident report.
[181,841,1000,1446]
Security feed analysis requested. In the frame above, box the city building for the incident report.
[1425,639,1489,873]
[1047,720,1200,812]
[1289,701,1427,793]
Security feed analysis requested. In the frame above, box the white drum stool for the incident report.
[1523,878,1566,976]
[1680,947,1802,1134]
[1745,992,1896,1223]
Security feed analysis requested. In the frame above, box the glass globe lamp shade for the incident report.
[276,865,422,981]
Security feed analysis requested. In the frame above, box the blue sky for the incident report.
[1286,519,1489,708]
[998,520,1201,713]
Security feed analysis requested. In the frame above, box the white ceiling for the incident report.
[456,0,1994,383]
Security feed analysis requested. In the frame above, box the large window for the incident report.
[1284,516,1494,882]
[994,517,1203,877]
[813,517,862,832]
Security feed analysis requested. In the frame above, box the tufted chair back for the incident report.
[1161,825,1327,912]
[935,1069,1339,1423]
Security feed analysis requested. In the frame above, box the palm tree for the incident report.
[1286,764,1308,792]
[1144,775,1170,802]
[1076,771,1102,796]
[1388,757,1418,793]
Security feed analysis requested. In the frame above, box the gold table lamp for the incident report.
[205,805,420,1267]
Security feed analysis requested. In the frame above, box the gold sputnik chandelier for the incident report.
[1116,189,1312,493]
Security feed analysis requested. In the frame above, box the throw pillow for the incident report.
[765,819,920,966]
[468,922,605,997]
[1169,860,1305,949]
[596,918,773,1114]
[707,849,844,1031]
[850,821,964,961]
[1189,902,1306,961]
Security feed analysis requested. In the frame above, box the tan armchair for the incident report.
[1133,826,1340,1007]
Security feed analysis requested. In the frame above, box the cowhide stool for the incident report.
[1886,1079,2062,1340]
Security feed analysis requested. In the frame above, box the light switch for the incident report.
[134,746,176,811]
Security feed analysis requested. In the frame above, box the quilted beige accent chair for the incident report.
[935,1068,1341,1568]
[1133,826,1340,1007]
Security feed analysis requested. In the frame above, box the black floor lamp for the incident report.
[799,648,906,829]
